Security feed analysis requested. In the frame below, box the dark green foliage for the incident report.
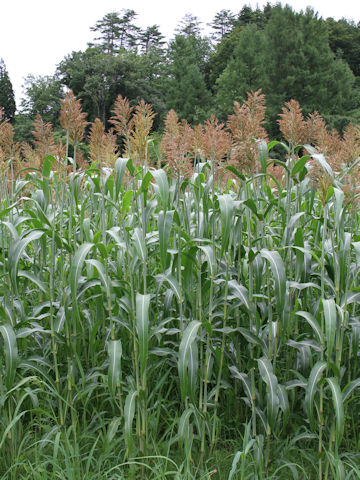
[326,17,360,77]
[215,25,267,118]
[19,75,63,124]
[165,35,212,123]
[13,4,360,142]
[0,58,16,121]
[264,6,357,134]
[57,47,165,126]
[138,25,166,55]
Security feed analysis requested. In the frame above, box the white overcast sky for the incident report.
[1,0,360,108]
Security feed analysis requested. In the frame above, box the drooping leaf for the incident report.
[0,323,18,389]
[136,293,151,378]
[107,339,122,397]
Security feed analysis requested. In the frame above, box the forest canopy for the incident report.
[2,3,360,142]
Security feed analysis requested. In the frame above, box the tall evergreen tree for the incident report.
[215,25,267,118]
[0,59,16,121]
[176,14,202,38]
[139,25,166,55]
[165,35,211,123]
[326,17,360,77]
[90,10,140,53]
[209,10,236,42]
[264,6,357,133]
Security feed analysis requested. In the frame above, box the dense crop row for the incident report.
[1,141,360,479]
[1,90,360,479]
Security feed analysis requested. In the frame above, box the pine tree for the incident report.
[176,14,202,38]
[209,10,236,42]
[215,25,267,118]
[165,35,211,123]
[0,59,16,121]
[90,10,140,53]
[139,25,166,55]
[264,5,357,132]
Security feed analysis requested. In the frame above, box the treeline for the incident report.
[2,3,360,143]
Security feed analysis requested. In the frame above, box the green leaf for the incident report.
[258,357,279,430]
[295,311,321,343]
[86,259,108,291]
[305,361,327,430]
[228,451,242,480]
[343,378,360,402]
[17,270,49,294]
[0,324,18,389]
[218,194,234,254]
[178,406,195,442]
[225,165,246,181]
[106,417,121,445]
[152,169,169,209]
[228,280,251,311]
[323,298,337,362]
[199,245,216,277]
[238,327,266,352]
[326,377,344,447]
[70,242,94,305]
[9,230,45,290]
[42,155,55,178]
[229,366,253,405]
[136,171,153,197]
[124,389,138,454]
[121,190,133,213]
[132,227,146,262]
[158,210,174,270]
[304,146,334,179]
[261,249,286,317]
[291,155,309,177]
[136,293,151,378]
[243,199,263,220]
[115,157,128,193]
[178,320,201,403]
[107,340,122,397]
[155,273,181,302]
[126,158,135,176]
[267,141,290,153]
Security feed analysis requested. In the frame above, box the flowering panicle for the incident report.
[227,89,267,174]
[190,115,231,182]
[278,99,307,147]
[110,94,134,154]
[89,118,105,163]
[199,115,231,162]
[60,90,88,146]
[305,113,342,196]
[0,114,15,160]
[89,118,118,168]
[32,115,56,163]
[128,100,155,165]
[160,109,193,177]
[337,123,360,208]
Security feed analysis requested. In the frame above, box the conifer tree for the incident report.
[264,6,357,132]
[215,25,267,117]
[90,9,140,53]
[209,10,236,42]
[165,35,211,123]
[0,59,16,121]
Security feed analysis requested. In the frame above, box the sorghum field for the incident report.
[1,91,360,479]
